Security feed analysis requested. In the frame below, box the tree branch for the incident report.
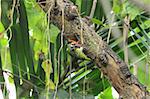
[37,0,150,98]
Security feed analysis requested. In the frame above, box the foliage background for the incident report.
[0,0,150,99]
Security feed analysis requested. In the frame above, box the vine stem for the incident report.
[53,0,64,99]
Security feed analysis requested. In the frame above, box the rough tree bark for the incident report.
[37,0,150,98]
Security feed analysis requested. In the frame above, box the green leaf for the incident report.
[75,0,82,12]
[0,22,5,33]
[81,0,93,16]
[50,24,60,43]
[19,0,35,75]
[113,0,122,14]
[42,59,55,90]
[14,24,28,79]
[99,87,113,99]
[124,2,141,20]
[8,75,14,84]
[9,25,20,85]
[0,38,7,48]
[91,18,103,25]
[1,0,10,28]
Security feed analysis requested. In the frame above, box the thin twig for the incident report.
[5,0,16,43]
[123,15,130,65]
[89,0,97,18]
[107,13,115,44]
[54,0,64,99]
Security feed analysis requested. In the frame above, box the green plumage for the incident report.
[67,44,90,61]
